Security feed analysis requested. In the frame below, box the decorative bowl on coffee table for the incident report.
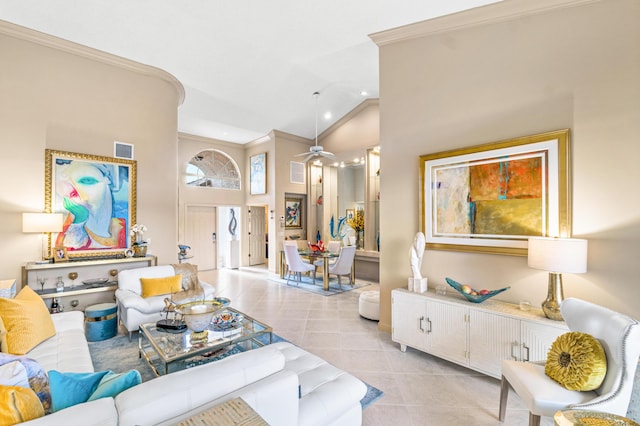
[176,300,223,342]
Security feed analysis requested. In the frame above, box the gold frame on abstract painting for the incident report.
[419,129,570,256]
[45,149,137,259]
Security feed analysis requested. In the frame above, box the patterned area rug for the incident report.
[89,332,383,410]
[268,275,374,296]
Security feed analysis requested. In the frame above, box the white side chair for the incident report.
[499,297,640,426]
[283,243,316,285]
[314,241,342,268]
[328,246,356,286]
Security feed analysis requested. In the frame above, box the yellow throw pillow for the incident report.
[545,331,607,391]
[140,275,182,298]
[0,315,7,353]
[0,385,45,424]
[0,287,56,355]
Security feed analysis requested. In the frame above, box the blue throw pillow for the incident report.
[48,370,108,412]
[87,370,141,401]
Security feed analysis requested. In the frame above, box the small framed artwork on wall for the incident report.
[285,195,303,229]
[250,152,267,195]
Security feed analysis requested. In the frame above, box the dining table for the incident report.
[279,249,354,291]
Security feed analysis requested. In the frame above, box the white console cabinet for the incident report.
[391,288,568,379]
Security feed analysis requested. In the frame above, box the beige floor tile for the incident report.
[198,267,558,426]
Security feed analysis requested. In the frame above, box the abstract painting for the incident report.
[420,130,570,255]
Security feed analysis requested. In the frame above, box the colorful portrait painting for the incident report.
[421,130,570,255]
[45,150,137,258]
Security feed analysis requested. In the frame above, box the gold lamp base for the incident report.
[542,272,564,321]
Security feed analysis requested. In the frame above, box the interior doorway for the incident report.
[248,206,266,266]
[185,205,217,271]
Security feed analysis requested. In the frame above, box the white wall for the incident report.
[0,22,183,284]
[374,0,640,331]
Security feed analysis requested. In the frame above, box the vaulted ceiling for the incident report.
[1,0,500,143]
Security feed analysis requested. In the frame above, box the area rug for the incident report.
[89,332,383,410]
[268,275,374,296]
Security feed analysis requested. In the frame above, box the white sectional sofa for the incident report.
[21,310,367,425]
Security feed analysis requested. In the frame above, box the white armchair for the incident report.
[115,264,215,338]
[499,298,640,425]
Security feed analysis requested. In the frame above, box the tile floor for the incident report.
[199,266,551,426]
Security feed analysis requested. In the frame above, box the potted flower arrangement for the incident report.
[347,210,365,249]
[130,224,149,257]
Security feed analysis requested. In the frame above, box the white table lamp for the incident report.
[528,237,588,321]
[22,213,64,261]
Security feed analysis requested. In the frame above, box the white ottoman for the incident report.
[359,290,380,321]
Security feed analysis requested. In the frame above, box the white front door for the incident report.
[186,205,217,271]
[248,206,266,266]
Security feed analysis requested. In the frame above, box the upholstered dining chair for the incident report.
[313,241,342,268]
[283,243,316,285]
[498,298,640,426]
[328,246,357,286]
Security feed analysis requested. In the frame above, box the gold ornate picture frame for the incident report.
[285,195,303,229]
[420,129,570,256]
[45,149,137,259]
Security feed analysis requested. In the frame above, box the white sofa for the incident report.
[21,311,367,425]
[115,265,216,338]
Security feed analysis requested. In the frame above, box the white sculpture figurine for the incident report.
[410,232,426,278]
[409,232,427,292]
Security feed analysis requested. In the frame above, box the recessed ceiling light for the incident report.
[360,91,368,96]
[324,112,332,120]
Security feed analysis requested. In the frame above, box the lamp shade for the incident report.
[527,237,588,274]
[22,213,63,233]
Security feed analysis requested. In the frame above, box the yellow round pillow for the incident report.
[545,331,607,391]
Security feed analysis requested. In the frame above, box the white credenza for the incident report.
[391,288,568,379]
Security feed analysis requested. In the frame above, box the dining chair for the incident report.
[283,243,316,285]
[328,246,356,286]
[498,297,640,426]
[313,241,342,268]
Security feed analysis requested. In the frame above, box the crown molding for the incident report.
[0,20,185,105]
[369,0,600,46]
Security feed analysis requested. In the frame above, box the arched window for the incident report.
[186,150,241,189]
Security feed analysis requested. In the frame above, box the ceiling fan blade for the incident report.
[320,151,335,157]
[302,153,317,162]
[294,152,311,157]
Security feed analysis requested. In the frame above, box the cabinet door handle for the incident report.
[522,343,530,362]
[418,316,425,333]
[511,342,518,360]
[426,317,432,334]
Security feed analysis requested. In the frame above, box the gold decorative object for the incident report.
[528,238,588,321]
[68,272,78,288]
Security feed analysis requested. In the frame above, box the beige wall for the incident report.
[0,22,183,283]
[374,0,640,331]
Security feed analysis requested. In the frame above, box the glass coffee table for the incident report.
[138,306,272,376]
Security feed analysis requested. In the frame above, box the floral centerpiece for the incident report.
[347,210,364,233]
[130,224,149,256]
[347,210,365,249]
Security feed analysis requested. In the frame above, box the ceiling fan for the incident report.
[295,91,335,163]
